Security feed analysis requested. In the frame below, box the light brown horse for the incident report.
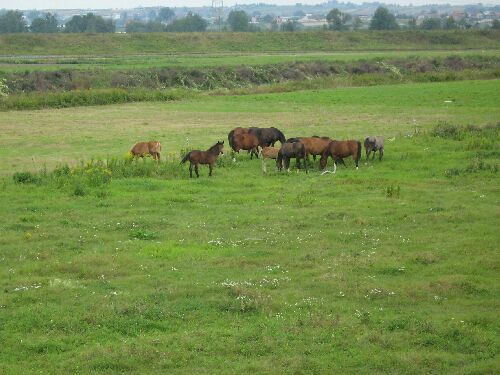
[319,140,361,174]
[130,141,162,161]
[181,141,225,178]
[232,133,260,159]
[260,146,280,173]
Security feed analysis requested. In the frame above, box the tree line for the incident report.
[0,7,499,34]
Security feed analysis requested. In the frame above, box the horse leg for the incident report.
[371,150,376,161]
[355,153,359,170]
[333,161,337,174]
[262,157,266,173]
[285,157,290,172]
[209,164,213,177]
[189,163,193,178]
[379,148,384,161]
[195,164,199,178]
[366,148,370,161]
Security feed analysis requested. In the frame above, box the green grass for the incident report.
[1,49,500,73]
[1,30,499,56]
[0,80,498,373]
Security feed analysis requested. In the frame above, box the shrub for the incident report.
[386,185,400,198]
[13,171,38,184]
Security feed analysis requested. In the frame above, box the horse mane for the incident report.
[208,142,222,152]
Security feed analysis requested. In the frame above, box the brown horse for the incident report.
[260,146,280,173]
[232,133,260,159]
[319,140,361,174]
[181,141,224,178]
[130,141,162,161]
[228,127,250,151]
[287,137,332,162]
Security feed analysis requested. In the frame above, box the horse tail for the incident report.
[180,151,192,164]
[356,141,362,167]
[278,129,286,144]
[228,130,235,150]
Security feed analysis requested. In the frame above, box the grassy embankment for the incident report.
[0,79,498,373]
[0,30,499,110]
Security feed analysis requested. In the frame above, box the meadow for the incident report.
[0,75,499,373]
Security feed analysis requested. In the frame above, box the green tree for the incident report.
[64,13,115,33]
[443,16,457,29]
[491,19,500,30]
[369,7,399,30]
[30,13,59,33]
[157,7,175,23]
[420,17,442,30]
[0,10,28,33]
[166,12,207,32]
[326,8,351,31]
[281,20,300,32]
[408,17,417,29]
[227,10,250,31]
[352,16,363,30]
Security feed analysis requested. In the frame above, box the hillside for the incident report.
[1,30,499,56]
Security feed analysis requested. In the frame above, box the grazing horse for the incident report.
[250,127,286,147]
[130,141,162,161]
[228,127,250,151]
[364,136,384,161]
[320,140,361,174]
[181,141,224,178]
[260,146,280,173]
[287,137,332,163]
[276,142,308,173]
[232,133,260,159]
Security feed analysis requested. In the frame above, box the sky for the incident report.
[2,0,499,10]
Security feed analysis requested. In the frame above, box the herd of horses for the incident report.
[130,127,384,178]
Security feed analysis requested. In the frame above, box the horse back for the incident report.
[301,137,331,154]
[148,141,161,153]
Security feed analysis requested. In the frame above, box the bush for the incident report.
[13,171,38,184]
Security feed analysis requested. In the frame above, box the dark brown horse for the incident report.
[276,142,308,173]
[319,140,361,174]
[181,141,224,178]
[232,133,260,159]
[130,141,162,161]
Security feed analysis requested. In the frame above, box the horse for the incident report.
[276,142,308,173]
[286,137,332,163]
[260,146,280,173]
[364,136,384,161]
[232,133,260,159]
[250,127,286,147]
[228,127,250,151]
[130,141,162,161]
[319,140,361,174]
[181,141,224,178]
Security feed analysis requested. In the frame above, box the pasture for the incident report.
[0,77,498,373]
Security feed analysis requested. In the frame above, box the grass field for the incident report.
[0,78,499,373]
[2,49,500,73]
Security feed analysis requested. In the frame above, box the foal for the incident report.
[260,146,280,173]
[181,141,224,178]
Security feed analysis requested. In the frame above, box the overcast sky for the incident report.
[3,0,499,10]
